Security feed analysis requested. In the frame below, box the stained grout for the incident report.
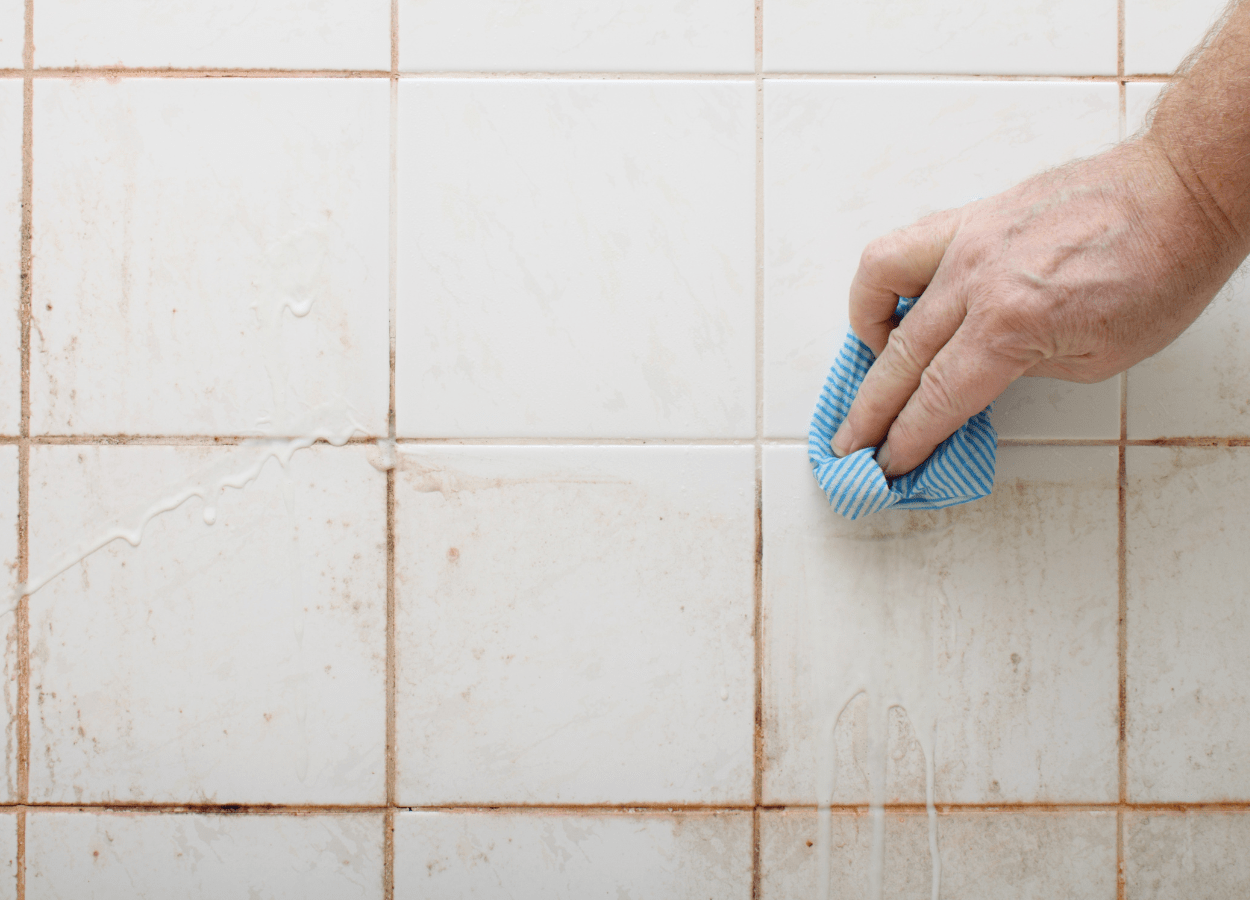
[1115,4,1129,895]
[751,5,765,899]
[383,2,399,898]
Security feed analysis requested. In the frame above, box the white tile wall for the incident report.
[394,812,753,898]
[1126,812,1250,896]
[27,444,387,803]
[764,0,1118,75]
[764,444,1119,804]
[759,809,1118,899]
[26,812,384,898]
[0,816,13,900]
[0,80,20,435]
[764,80,1122,440]
[35,0,392,69]
[0,1,20,69]
[32,78,390,437]
[1125,0,1229,75]
[396,80,756,438]
[0,447,16,803]
[398,0,755,73]
[394,446,755,804]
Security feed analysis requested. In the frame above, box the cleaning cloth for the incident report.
[808,297,997,520]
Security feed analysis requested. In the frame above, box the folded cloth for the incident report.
[808,297,997,520]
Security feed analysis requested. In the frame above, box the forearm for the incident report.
[1148,0,1250,253]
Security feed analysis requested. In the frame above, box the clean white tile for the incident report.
[0,1,20,68]
[396,81,755,438]
[764,81,1121,439]
[35,0,390,69]
[0,80,20,435]
[1126,82,1166,136]
[1127,447,1250,802]
[1125,0,1228,74]
[0,447,17,803]
[759,809,1117,899]
[763,444,1119,804]
[1126,812,1250,897]
[32,79,390,437]
[0,815,13,900]
[27,444,387,803]
[27,812,383,899]
[394,812,752,899]
[394,446,755,804]
[1126,83,1250,439]
[398,0,754,72]
[765,0,1117,75]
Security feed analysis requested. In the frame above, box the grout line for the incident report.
[1117,0,1127,79]
[751,4,765,900]
[1117,7,1128,894]
[15,1,33,895]
[384,2,399,898]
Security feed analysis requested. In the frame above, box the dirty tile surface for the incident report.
[27,445,387,804]
[1125,812,1250,899]
[394,446,755,804]
[1126,447,1250,802]
[759,809,1117,899]
[26,812,384,898]
[763,445,1120,805]
[32,78,390,437]
[763,80,1121,440]
[398,0,755,72]
[394,811,752,899]
[764,0,1117,74]
[395,80,756,438]
[35,0,391,69]
[0,79,19,435]
[1124,0,1229,74]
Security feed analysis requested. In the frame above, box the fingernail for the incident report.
[832,421,854,457]
[875,442,892,475]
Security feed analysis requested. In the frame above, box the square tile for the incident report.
[764,0,1117,75]
[1126,84,1250,439]
[27,812,384,898]
[1125,0,1229,74]
[0,1,20,68]
[764,81,1121,439]
[0,80,20,435]
[0,447,17,802]
[394,446,755,804]
[759,809,1116,899]
[762,444,1119,805]
[1126,812,1250,898]
[27,444,387,803]
[396,81,756,439]
[398,0,754,72]
[32,78,390,437]
[394,811,752,898]
[1127,447,1250,802]
[35,0,390,69]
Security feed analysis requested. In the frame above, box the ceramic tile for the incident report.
[394,446,755,804]
[27,444,387,804]
[394,811,752,899]
[0,447,17,803]
[27,812,384,898]
[0,80,20,435]
[764,81,1121,439]
[398,0,754,72]
[762,444,1119,805]
[0,815,12,900]
[759,809,1117,899]
[764,0,1116,75]
[32,78,390,437]
[1125,0,1228,75]
[0,1,20,68]
[35,0,390,69]
[1125,812,1250,898]
[1126,447,1250,802]
[1126,82,1166,136]
[1125,84,1250,439]
[396,81,755,439]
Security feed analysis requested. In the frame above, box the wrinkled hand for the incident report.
[832,138,1245,476]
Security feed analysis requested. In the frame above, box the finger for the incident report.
[876,324,1034,477]
[849,208,962,355]
[832,278,967,458]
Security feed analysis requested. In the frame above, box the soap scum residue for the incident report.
[809,519,948,900]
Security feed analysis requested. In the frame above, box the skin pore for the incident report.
[832,0,1250,477]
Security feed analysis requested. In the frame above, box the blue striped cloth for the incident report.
[809,297,997,519]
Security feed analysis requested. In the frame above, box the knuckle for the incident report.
[881,325,926,375]
[858,234,902,277]
[914,363,960,422]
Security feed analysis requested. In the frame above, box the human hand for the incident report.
[831,138,1247,476]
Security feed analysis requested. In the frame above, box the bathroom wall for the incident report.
[0,0,1242,896]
